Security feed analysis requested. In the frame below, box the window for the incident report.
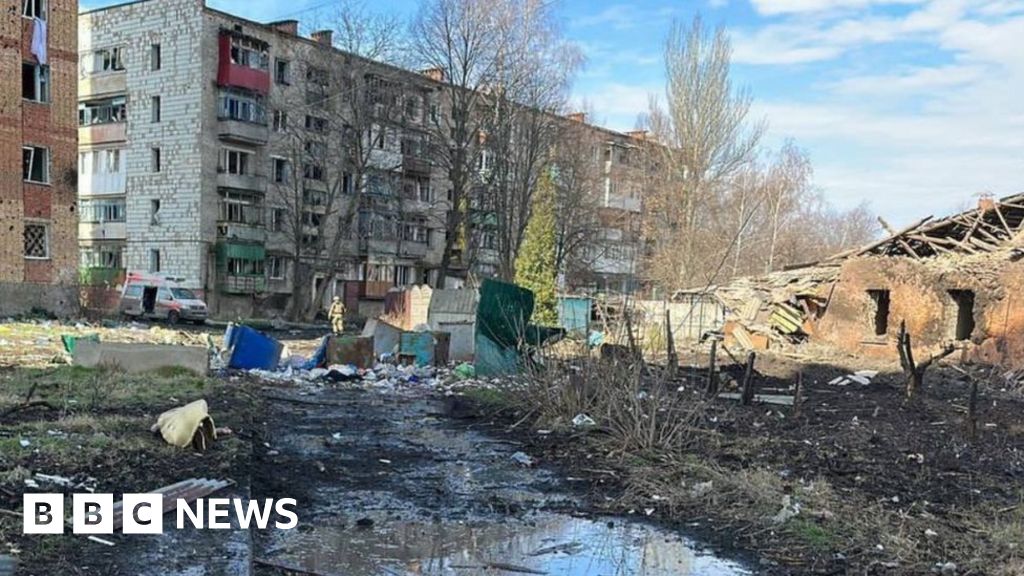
[22,146,48,183]
[80,244,123,269]
[219,191,262,225]
[221,148,251,175]
[79,198,126,223]
[272,158,290,184]
[305,115,327,133]
[151,96,161,122]
[274,59,290,85]
[267,256,284,279]
[396,265,412,286]
[22,63,49,102]
[226,257,264,276]
[219,90,266,124]
[272,110,287,132]
[403,222,428,243]
[23,222,49,259]
[150,199,161,225]
[150,44,161,71]
[149,249,161,272]
[271,208,285,232]
[228,35,269,70]
[79,97,126,125]
[867,289,890,336]
[91,47,124,73]
[303,189,326,206]
[948,290,976,341]
[151,148,161,172]
[22,0,45,20]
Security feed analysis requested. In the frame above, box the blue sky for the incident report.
[82,0,1024,225]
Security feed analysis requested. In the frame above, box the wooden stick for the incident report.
[706,339,719,396]
[792,370,804,419]
[740,352,757,405]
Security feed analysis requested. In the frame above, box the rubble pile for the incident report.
[714,264,839,351]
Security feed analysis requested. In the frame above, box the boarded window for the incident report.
[868,289,890,336]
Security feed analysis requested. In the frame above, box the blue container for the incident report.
[224,324,284,370]
[399,332,435,366]
[557,296,591,337]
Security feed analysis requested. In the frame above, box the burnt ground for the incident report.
[493,350,1024,575]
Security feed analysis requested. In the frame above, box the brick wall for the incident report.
[0,0,79,315]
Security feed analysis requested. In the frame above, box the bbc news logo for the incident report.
[23,494,298,534]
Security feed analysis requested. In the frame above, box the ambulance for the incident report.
[118,272,209,325]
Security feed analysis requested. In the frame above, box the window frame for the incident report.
[22,63,50,103]
[22,145,49,184]
[23,221,50,260]
[22,0,46,20]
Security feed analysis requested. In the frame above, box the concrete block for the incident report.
[73,340,208,375]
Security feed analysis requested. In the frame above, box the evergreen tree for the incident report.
[515,172,559,326]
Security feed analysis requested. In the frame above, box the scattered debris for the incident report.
[150,399,217,451]
[511,451,535,466]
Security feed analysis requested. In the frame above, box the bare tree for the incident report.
[643,14,765,291]
[411,0,500,287]
[550,116,605,288]
[267,10,410,321]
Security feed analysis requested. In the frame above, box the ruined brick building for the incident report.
[718,194,1024,367]
[0,0,79,315]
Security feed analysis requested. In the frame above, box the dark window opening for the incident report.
[948,289,975,341]
[868,289,890,336]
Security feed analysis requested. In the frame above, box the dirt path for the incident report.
[249,386,750,576]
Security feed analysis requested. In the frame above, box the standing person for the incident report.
[329,296,346,334]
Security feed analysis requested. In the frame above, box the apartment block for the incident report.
[78,0,448,318]
[0,0,79,315]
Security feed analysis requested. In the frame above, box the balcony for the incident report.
[219,274,267,294]
[358,238,398,254]
[604,194,641,213]
[350,280,393,300]
[79,171,126,195]
[217,33,270,94]
[399,242,429,258]
[217,222,266,243]
[79,221,126,241]
[217,172,266,192]
[79,267,125,287]
[79,122,126,146]
[80,72,126,98]
[402,155,432,175]
[218,119,268,145]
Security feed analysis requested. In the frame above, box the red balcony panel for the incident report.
[217,34,270,94]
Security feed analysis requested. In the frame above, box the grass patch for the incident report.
[787,518,834,550]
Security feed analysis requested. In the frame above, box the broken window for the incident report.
[22,63,49,102]
[867,289,890,336]
[948,289,976,341]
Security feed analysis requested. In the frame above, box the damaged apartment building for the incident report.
[717,194,1024,366]
[0,0,79,315]
[76,0,649,318]
[77,0,448,317]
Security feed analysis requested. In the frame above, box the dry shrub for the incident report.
[516,353,716,455]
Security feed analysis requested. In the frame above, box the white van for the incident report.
[118,272,209,325]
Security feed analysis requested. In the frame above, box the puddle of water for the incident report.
[264,514,749,575]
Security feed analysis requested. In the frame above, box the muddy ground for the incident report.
[0,320,750,575]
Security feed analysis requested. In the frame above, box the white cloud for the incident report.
[749,0,926,16]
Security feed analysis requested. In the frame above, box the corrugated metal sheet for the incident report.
[428,289,477,316]
[112,478,233,530]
